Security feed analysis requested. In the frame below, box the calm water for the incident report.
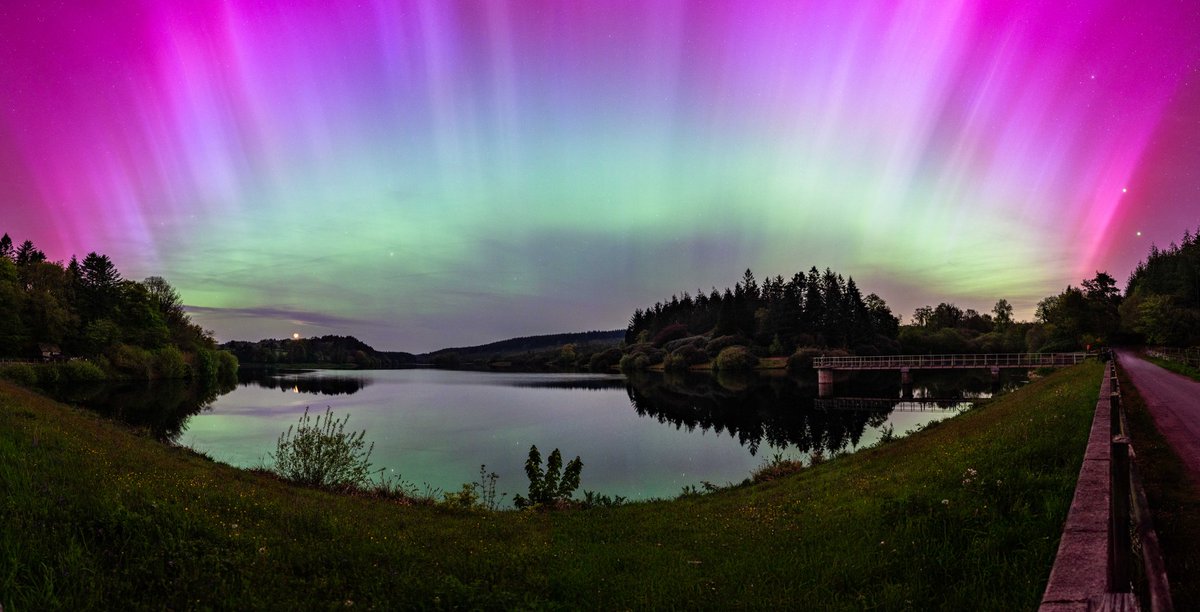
[140,368,1012,503]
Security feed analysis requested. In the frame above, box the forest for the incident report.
[1121,229,1200,346]
[621,267,901,372]
[621,228,1200,372]
[0,232,237,383]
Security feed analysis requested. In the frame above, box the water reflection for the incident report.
[239,370,372,396]
[45,378,234,443]
[621,369,1021,457]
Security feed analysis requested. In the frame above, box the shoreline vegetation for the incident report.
[1,361,1102,608]
[0,233,240,386]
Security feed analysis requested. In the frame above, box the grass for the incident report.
[1120,357,1200,604]
[1143,355,1200,382]
[1,362,1102,609]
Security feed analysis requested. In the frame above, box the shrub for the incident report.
[662,353,686,371]
[619,353,650,372]
[55,360,107,383]
[580,491,628,509]
[714,346,758,371]
[36,366,61,385]
[706,334,751,357]
[787,347,824,371]
[153,346,188,379]
[271,406,376,490]
[751,453,806,483]
[768,334,785,356]
[588,348,623,372]
[193,348,218,383]
[663,335,707,353]
[664,344,707,371]
[514,445,583,509]
[216,350,239,385]
[652,323,689,347]
[109,344,154,379]
[0,364,38,386]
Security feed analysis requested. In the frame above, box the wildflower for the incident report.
[941,499,949,506]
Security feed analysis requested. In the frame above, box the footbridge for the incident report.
[813,352,1092,396]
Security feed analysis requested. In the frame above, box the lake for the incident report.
[51,368,1020,504]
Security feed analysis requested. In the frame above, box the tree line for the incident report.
[0,232,236,382]
[221,335,414,368]
[622,226,1200,369]
[626,267,900,356]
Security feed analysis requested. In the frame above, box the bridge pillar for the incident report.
[900,367,911,385]
[818,368,834,397]
[990,366,1000,382]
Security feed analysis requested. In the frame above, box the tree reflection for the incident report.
[621,369,1006,456]
[237,370,372,396]
[46,377,236,443]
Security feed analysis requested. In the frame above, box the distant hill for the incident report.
[221,335,415,368]
[221,330,625,371]
[421,330,625,362]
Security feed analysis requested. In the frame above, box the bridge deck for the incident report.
[813,352,1090,370]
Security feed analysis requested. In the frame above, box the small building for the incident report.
[39,344,64,363]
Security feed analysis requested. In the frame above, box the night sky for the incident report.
[3,1,1199,352]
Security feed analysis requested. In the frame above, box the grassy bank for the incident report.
[1120,357,1200,604]
[1,362,1102,609]
[1144,355,1200,382]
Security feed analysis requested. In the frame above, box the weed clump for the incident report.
[271,406,375,490]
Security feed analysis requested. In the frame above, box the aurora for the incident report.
[2,1,1198,351]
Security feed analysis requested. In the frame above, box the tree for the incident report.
[0,233,12,260]
[992,299,1014,330]
[1134,295,1179,346]
[513,445,583,509]
[143,276,187,327]
[865,293,899,338]
[930,303,964,330]
[912,305,934,327]
[78,252,122,322]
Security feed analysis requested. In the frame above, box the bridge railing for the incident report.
[813,352,1090,370]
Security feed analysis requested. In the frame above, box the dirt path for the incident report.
[1116,349,1200,477]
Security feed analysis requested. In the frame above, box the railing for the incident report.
[813,352,1090,370]
[1109,360,1173,611]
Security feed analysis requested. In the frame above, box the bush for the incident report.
[751,453,806,483]
[706,334,751,357]
[588,348,623,372]
[55,360,107,382]
[664,344,707,371]
[216,350,239,385]
[153,346,188,379]
[652,323,689,347]
[271,406,376,490]
[714,346,759,371]
[663,335,707,353]
[193,348,219,383]
[619,353,650,372]
[0,364,38,386]
[109,344,154,379]
[787,347,824,371]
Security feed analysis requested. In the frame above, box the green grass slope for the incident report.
[1,362,1102,610]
